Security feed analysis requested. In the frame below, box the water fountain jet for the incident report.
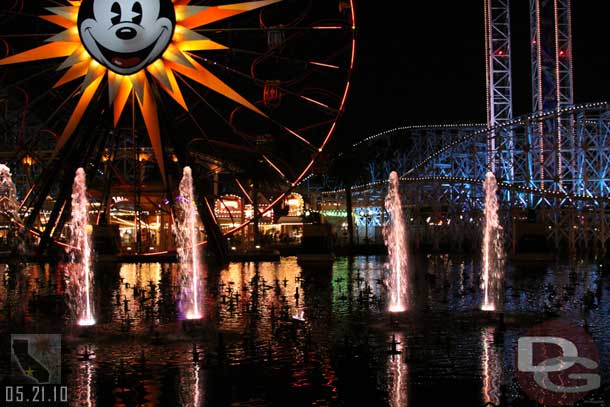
[175,167,203,320]
[384,171,409,312]
[0,164,19,218]
[69,168,95,326]
[481,172,504,312]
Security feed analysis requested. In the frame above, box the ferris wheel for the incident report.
[0,0,356,253]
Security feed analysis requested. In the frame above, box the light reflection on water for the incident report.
[387,332,408,407]
[481,327,501,406]
[0,255,609,406]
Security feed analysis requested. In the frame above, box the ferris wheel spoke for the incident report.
[176,73,275,170]
[193,25,350,34]
[276,124,317,151]
[178,56,326,152]
[217,195,239,225]
[176,73,243,134]
[0,10,45,19]
[228,47,344,71]
[235,178,255,205]
[262,154,290,181]
[189,53,340,115]
[297,94,337,113]
[181,112,222,159]
[308,61,341,70]
[0,33,59,38]
[39,87,81,127]
[188,137,258,155]
[1,64,60,91]
[1,84,74,126]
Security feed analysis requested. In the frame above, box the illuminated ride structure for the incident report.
[0,0,356,259]
[317,0,610,256]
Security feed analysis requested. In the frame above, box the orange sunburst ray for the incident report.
[0,42,79,65]
[58,47,90,70]
[134,76,167,187]
[40,14,75,29]
[110,74,133,126]
[173,27,228,52]
[147,60,187,110]
[54,60,89,88]
[177,39,228,52]
[177,0,282,29]
[81,61,106,90]
[52,73,104,157]
[45,7,79,22]
[167,54,265,116]
[162,44,195,68]
[46,27,80,43]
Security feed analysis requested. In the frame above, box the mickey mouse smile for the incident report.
[87,29,167,70]
[78,0,176,75]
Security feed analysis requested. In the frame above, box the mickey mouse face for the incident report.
[78,0,176,75]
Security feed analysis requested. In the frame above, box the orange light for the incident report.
[22,155,34,166]
[137,153,150,162]
[101,151,112,162]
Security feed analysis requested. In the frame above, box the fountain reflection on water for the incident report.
[74,344,95,407]
[69,168,95,326]
[481,172,504,312]
[387,332,409,407]
[180,362,204,407]
[175,167,203,320]
[384,171,409,312]
[481,327,502,405]
[2,256,610,406]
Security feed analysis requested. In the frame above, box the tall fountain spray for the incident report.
[69,168,95,326]
[384,171,409,312]
[0,164,24,257]
[175,167,203,320]
[481,172,504,311]
[0,164,19,217]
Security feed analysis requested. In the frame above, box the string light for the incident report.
[323,102,608,197]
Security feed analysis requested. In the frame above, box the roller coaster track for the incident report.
[322,102,610,206]
[319,102,610,253]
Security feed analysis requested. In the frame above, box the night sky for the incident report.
[334,1,610,147]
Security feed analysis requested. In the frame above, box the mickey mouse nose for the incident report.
[116,27,137,40]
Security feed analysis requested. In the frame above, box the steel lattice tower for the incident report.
[484,0,514,182]
[530,0,575,193]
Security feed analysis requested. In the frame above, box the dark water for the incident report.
[1,256,610,406]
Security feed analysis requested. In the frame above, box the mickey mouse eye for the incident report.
[110,2,121,25]
[132,2,142,25]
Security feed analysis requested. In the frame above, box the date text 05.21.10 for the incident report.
[3,385,68,405]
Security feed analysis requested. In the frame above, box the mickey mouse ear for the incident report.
[159,0,177,24]
[76,0,95,26]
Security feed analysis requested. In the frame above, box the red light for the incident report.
[497,50,504,56]
[559,49,566,57]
